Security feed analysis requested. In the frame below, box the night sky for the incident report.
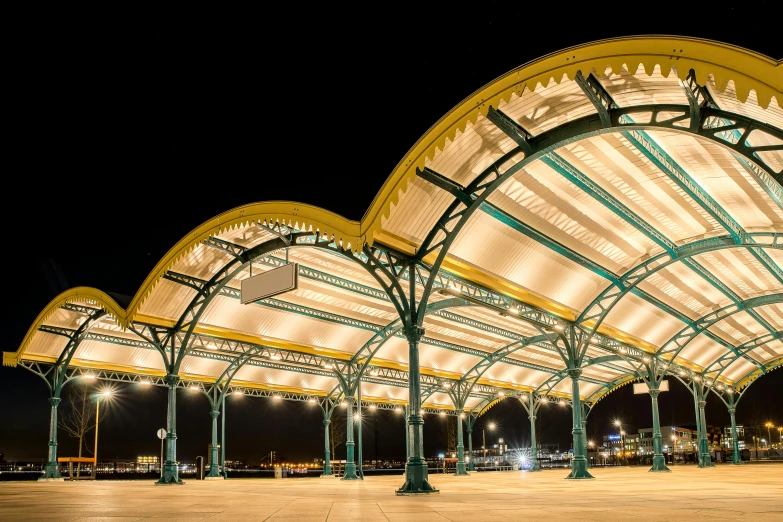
[2,8,782,465]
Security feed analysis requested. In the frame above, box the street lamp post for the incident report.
[671,435,677,465]
[482,423,495,470]
[613,420,624,465]
[92,390,111,479]
[765,422,773,448]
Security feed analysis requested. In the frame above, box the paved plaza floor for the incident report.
[1,464,781,521]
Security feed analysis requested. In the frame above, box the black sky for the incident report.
[2,8,782,463]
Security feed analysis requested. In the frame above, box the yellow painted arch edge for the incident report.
[361,35,782,244]
[6,37,781,368]
[4,201,365,367]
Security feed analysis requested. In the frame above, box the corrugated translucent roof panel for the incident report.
[423,315,508,351]
[358,382,408,403]
[602,292,687,347]
[179,354,231,377]
[381,176,456,246]
[371,336,484,375]
[424,113,518,187]
[488,159,660,272]
[613,133,725,241]
[707,79,783,131]
[752,304,783,330]
[691,249,783,300]
[72,340,165,371]
[169,242,234,281]
[675,335,730,369]
[482,362,559,387]
[198,295,376,355]
[645,131,783,229]
[498,74,598,136]
[450,211,609,313]
[232,365,339,393]
[600,64,688,107]
[425,392,455,409]
[25,331,69,358]
[722,358,757,382]
[708,311,770,346]
[285,248,384,290]
[454,307,543,338]
[637,263,733,318]
[746,339,783,363]
[216,222,276,249]
[137,279,198,321]
[558,133,732,245]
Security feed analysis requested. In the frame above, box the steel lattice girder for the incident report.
[486,83,783,342]
[162,271,586,379]
[655,293,783,367]
[702,330,782,380]
[36,324,503,401]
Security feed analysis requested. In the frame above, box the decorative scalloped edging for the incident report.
[362,36,781,248]
[4,288,128,367]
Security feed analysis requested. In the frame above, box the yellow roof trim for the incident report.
[4,287,128,367]
[362,35,781,245]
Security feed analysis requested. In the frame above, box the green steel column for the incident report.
[404,407,410,461]
[649,388,671,472]
[467,425,475,471]
[157,374,182,484]
[697,395,714,468]
[221,395,226,479]
[322,418,333,476]
[728,407,742,465]
[397,325,438,494]
[455,414,468,475]
[342,397,359,480]
[357,395,364,479]
[41,396,62,479]
[566,369,593,479]
[528,412,541,472]
[581,417,590,469]
[206,409,221,477]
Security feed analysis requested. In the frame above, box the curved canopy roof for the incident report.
[6,36,783,413]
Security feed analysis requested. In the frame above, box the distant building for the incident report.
[637,426,696,456]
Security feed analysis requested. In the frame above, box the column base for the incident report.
[341,463,360,481]
[156,475,184,485]
[396,461,438,495]
[565,468,594,480]
[650,456,670,472]
[37,477,65,482]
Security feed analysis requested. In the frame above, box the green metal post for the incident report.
[528,412,541,472]
[41,396,62,479]
[342,397,359,480]
[404,407,410,462]
[455,414,468,475]
[566,369,593,479]
[696,386,714,468]
[206,409,221,477]
[467,424,475,471]
[581,417,590,469]
[357,392,364,479]
[649,388,671,472]
[322,418,333,476]
[221,395,226,479]
[728,405,742,465]
[397,325,438,494]
[157,374,182,484]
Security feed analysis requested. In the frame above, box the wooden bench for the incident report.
[57,457,95,480]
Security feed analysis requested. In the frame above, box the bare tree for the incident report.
[437,415,458,456]
[329,410,347,463]
[58,383,105,477]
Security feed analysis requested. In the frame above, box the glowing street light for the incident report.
[93,390,112,478]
